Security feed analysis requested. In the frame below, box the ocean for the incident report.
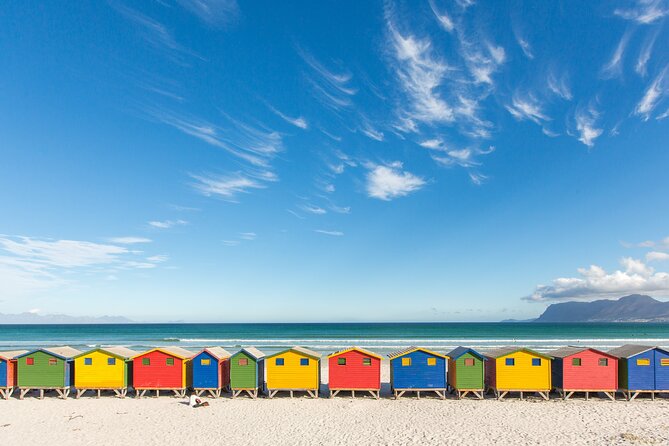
[0,322,668,354]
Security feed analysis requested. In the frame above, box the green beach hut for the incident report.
[16,346,82,399]
[446,346,486,399]
[230,347,265,398]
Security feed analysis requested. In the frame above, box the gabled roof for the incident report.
[607,344,669,358]
[74,346,138,360]
[266,346,321,360]
[233,347,265,360]
[387,346,448,360]
[446,346,486,361]
[0,350,29,360]
[195,347,231,360]
[549,346,617,360]
[17,346,82,360]
[132,346,194,360]
[483,346,552,360]
[327,346,383,360]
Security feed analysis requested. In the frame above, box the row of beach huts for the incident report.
[0,344,668,401]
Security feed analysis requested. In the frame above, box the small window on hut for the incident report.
[637,358,651,366]
[464,358,475,367]
[201,359,211,366]
[505,358,515,366]
[275,358,284,366]
[427,357,437,366]
[363,358,372,366]
[166,358,175,366]
[142,358,150,366]
[401,357,411,367]
[300,358,309,366]
[531,358,541,367]
[572,358,582,366]
[661,359,669,366]
[598,358,608,366]
[84,358,93,366]
[26,358,34,366]
[108,358,116,366]
[338,358,346,366]
[238,358,248,366]
[48,358,58,366]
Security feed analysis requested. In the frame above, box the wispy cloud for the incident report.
[647,251,669,262]
[176,0,239,27]
[574,105,603,147]
[148,219,188,229]
[505,93,550,124]
[360,121,384,141]
[239,232,257,241]
[190,171,272,200]
[298,47,356,111]
[365,161,426,201]
[614,0,669,24]
[634,65,669,120]
[601,30,633,79]
[108,237,152,244]
[636,30,659,77]
[267,103,308,129]
[512,24,533,59]
[300,204,327,215]
[547,70,572,100]
[428,0,454,32]
[222,240,240,247]
[314,229,344,237]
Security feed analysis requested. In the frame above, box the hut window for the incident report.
[300,358,309,366]
[84,358,93,366]
[464,358,475,367]
[363,358,372,366]
[238,358,249,366]
[427,357,437,366]
[637,358,651,366]
[142,358,150,366]
[505,358,515,366]
[48,358,57,366]
[108,358,116,366]
[26,358,34,366]
[166,358,175,366]
[571,358,582,366]
[338,358,346,366]
[275,358,284,366]
[401,358,411,367]
[532,358,541,366]
[598,358,608,366]
[661,359,669,366]
[201,359,211,366]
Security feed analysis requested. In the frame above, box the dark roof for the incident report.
[446,346,486,361]
[483,346,552,360]
[549,346,616,359]
[606,344,669,358]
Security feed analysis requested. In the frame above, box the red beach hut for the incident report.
[549,347,618,400]
[132,347,194,398]
[327,347,382,398]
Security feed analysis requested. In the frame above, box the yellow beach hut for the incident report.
[73,347,138,398]
[484,347,552,400]
[265,347,321,398]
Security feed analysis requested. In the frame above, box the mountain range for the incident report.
[533,294,669,323]
[0,312,132,324]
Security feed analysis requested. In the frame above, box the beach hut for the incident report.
[327,347,382,399]
[73,347,137,398]
[388,347,448,399]
[132,346,193,398]
[608,344,669,400]
[446,346,486,399]
[16,346,82,399]
[191,347,231,398]
[484,347,552,400]
[230,347,265,398]
[549,347,618,400]
[265,347,321,398]
[0,350,28,399]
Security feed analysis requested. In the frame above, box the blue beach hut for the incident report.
[191,347,231,398]
[608,344,669,400]
[388,347,448,399]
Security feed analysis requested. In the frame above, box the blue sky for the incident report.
[1,0,669,322]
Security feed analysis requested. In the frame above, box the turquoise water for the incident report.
[0,323,668,354]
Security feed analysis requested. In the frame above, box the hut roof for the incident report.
[327,346,383,360]
[549,346,617,359]
[235,347,265,360]
[197,347,231,360]
[266,346,321,360]
[446,346,486,361]
[387,346,448,360]
[44,346,82,359]
[0,350,29,360]
[74,346,138,360]
[483,346,552,360]
[607,344,669,358]
[132,346,194,360]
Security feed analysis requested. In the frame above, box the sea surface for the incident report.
[0,322,668,355]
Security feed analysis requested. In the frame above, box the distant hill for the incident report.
[0,312,132,324]
[535,294,669,323]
